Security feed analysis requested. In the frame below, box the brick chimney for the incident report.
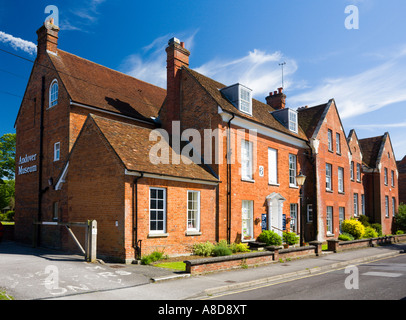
[266,87,286,110]
[36,19,60,56]
[164,37,190,134]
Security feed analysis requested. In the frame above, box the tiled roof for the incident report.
[359,134,385,168]
[183,67,309,142]
[397,156,406,173]
[89,114,218,183]
[297,103,329,139]
[48,50,166,122]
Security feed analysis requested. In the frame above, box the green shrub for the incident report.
[371,223,382,237]
[396,230,404,235]
[338,232,354,241]
[0,211,14,222]
[141,250,165,265]
[283,232,299,245]
[341,219,365,239]
[212,245,232,257]
[358,215,370,227]
[363,226,378,239]
[394,204,406,233]
[257,230,282,246]
[229,242,250,253]
[192,241,215,257]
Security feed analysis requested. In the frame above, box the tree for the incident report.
[0,133,16,181]
[0,180,15,211]
[394,204,406,232]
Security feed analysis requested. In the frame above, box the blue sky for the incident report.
[1,0,406,160]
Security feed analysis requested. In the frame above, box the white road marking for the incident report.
[362,271,402,278]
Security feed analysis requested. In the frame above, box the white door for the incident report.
[269,199,283,237]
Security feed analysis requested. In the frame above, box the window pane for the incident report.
[268,148,278,184]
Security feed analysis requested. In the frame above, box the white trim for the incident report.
[218,107,308,149]
[124,169,218,186]
[149,187,167,234]
[54,142,60,162]
[187,190,201,232]
[49,79,59,109]
[55,161,69,191]
[70,101,154,125]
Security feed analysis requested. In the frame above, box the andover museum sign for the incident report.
[18,154,38,175]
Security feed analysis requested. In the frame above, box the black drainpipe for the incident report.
[36,76,46,247]
[226,113,235,243]
[133,173,144,260]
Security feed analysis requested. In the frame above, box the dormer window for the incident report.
[239,87,252,115]
[49,79,58,108]
[288,109,298,133]
[272,108,298,134]
[220,83,253,116]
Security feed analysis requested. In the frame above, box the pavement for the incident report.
[0,240,405,300]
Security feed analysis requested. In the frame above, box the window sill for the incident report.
[185,230,202,236]
[328,149,334,154]
[326,189,334,193]
[289,185,299,189]
[241,178,255,183]
[269,183,280,187]
[326,233,335,237]
[338,191,345,195]
[148,233,169,238]
[336,152,342,156]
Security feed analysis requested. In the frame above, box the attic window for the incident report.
[49,79,58,108]
[239,87,252,115]
[288,109,298,133]
[220,84,253,116]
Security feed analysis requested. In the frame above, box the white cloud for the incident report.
[0,31,37,55]
[195,50,297,97]
[121,32,296,96]
[289,47,406,119]
[120,31,198,89]
[61,0,106,32]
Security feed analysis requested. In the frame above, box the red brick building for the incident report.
[397,156,406,205]
[359,133,399,234]
[14,22,401,262]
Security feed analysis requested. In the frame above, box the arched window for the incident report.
[49,79,59,108]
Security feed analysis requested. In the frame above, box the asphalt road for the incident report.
[208,254,406,300]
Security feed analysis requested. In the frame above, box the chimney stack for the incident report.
[164,37,190,134]
[265,87,286,110]
[36,19,60,56]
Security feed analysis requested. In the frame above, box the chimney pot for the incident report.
[266,88,287,110]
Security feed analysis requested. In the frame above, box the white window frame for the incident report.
[336,133,341,154]
[350,161,354,180]
[49,79,58,108]
[339,207,345,233]
[54,142,60,162]
[338,167,344,193]
[289,154,297,187]
[361,194,365,215]
[307,204,313,223]
[241,140,253,181]
[391,170,395,187]
[385,196,389,217]
[239,87,252,115]
[326,163,332,191]
[242,200,254,241]
[268,148,278,185]
[357,163,361,182]
[327,129,333,151]
[290,203,297,233]
[53,202,59,221]
[384,168,388,185]
[392,197,396,217]
[288,110,298,133]
[326,206,333,235]
[354,193,359,217]
[187,191,200,232]
[149,188,167,234]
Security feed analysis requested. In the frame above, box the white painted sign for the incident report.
[18,154,38,175]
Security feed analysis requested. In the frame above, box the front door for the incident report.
[266,193,286,237]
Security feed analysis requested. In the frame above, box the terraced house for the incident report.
[14,21,400,262]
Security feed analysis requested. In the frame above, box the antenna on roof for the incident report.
[279,62,286,89]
